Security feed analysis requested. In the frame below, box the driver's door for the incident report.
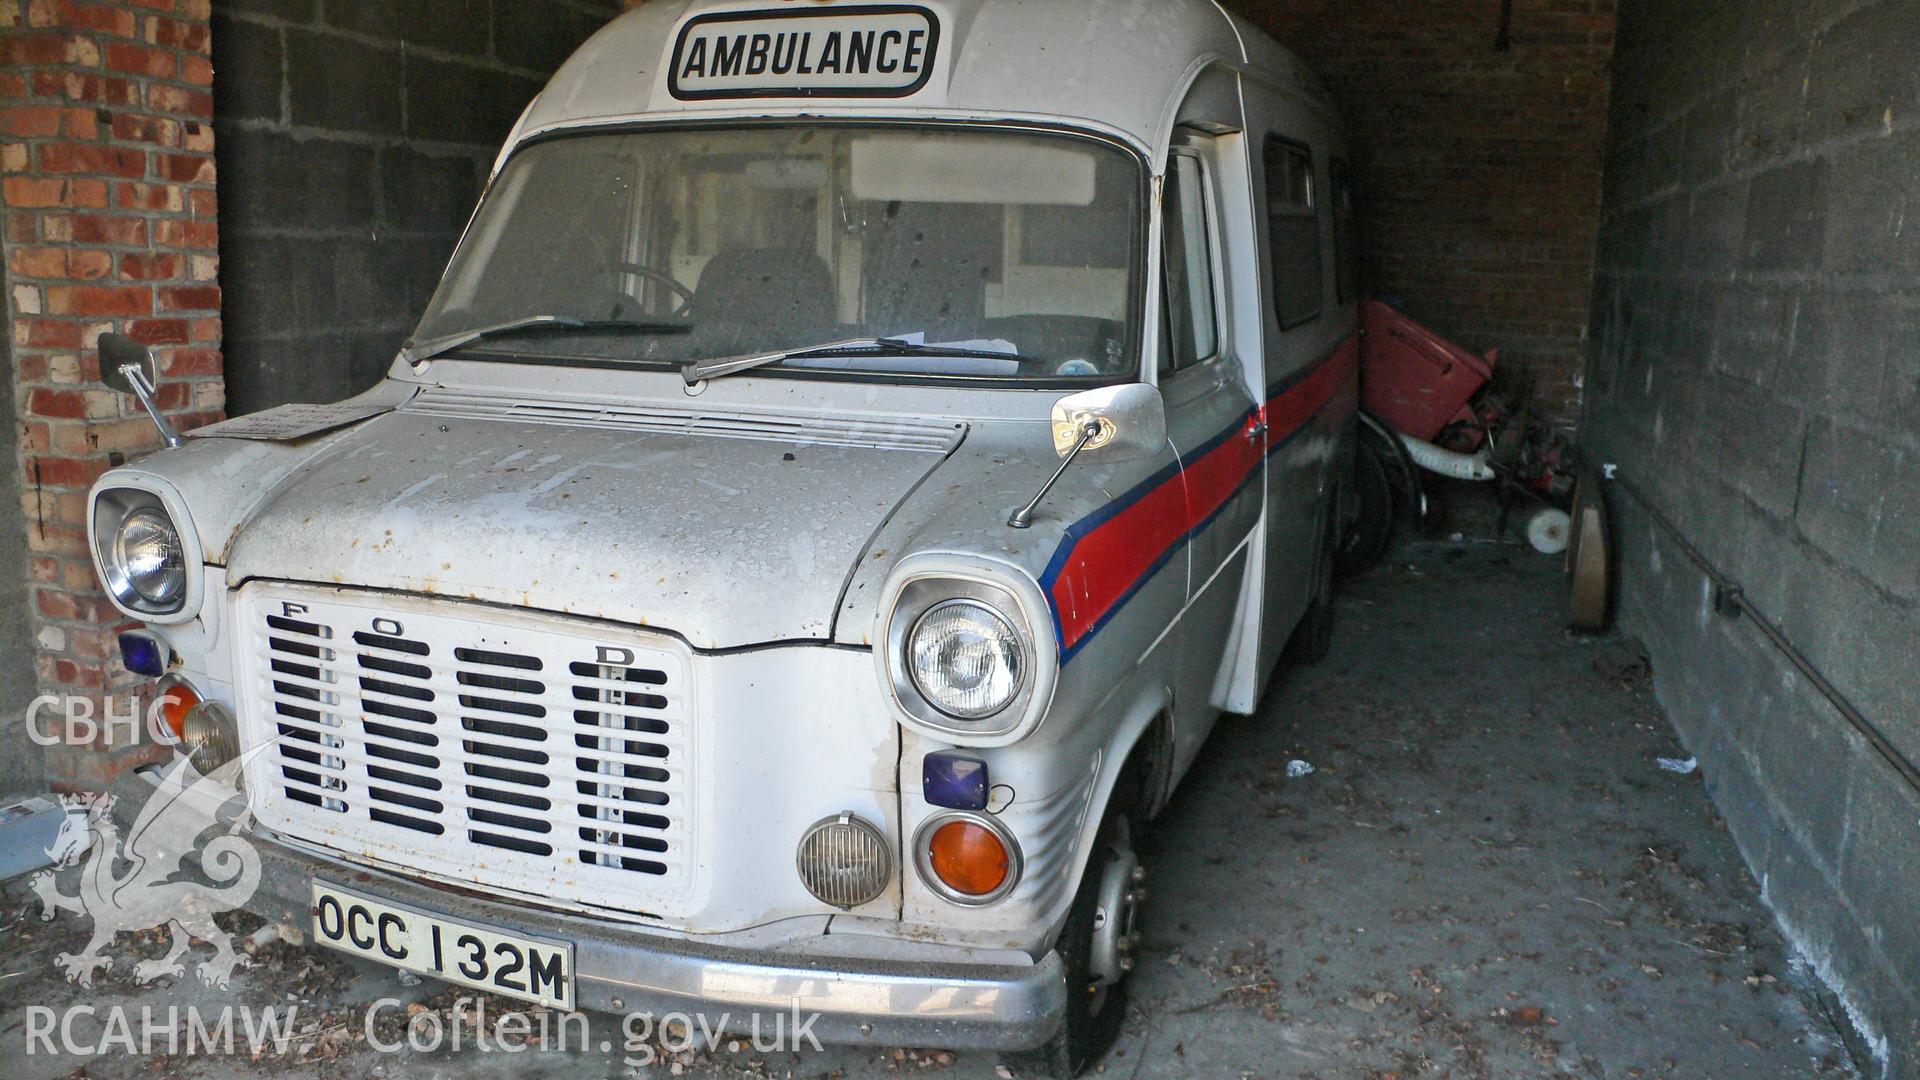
[1159,137,1262,774]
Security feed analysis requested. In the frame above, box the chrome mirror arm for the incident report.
[121,363,184,449]
[1009,420,1102,530]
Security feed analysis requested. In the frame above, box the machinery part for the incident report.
[1359,410,1430,527]
[1523,505,1572,555]
[1359,299,1495,442]
[1400,432,1497,482]
[1567,468,1612,631]
[1337,432,1395,576]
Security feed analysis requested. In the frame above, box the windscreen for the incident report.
[414,125,1144,381]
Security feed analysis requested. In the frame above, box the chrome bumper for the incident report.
[117,773,1064,1050]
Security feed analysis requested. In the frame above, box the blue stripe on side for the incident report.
[1035,454,1186,652]
[1056,533,1191,665]
[1041,408,1253,664]
[1262,338,1350,402]
[1040,343,1354,664]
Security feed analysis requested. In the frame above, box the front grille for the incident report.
[236,585,694,915]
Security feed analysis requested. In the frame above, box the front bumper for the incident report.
[116,770,1066,1051]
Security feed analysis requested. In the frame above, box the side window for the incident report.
[1160,153,1218,376]
[1264,136,1322,329]
[1330,157,1358,304]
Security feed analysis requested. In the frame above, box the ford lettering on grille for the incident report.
[234,585,695,917]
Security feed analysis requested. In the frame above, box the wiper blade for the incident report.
[682,337,1035,385]
[683,337,890,384]
[405,316,689,364]
[405,316,583,364]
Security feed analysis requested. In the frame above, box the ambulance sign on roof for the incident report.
[668,5,941,101]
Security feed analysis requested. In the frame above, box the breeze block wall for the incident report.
[1228,0,1617,426]
[212,0,620,416]
[2,0,225,790]
[1584,0,1920,1071]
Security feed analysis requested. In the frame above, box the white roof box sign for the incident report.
[667,5,942,101]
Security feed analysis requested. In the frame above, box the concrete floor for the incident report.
[0,542,1857,1077]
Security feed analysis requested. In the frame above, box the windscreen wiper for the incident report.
[404,316,690,365]
[681,337,1036,385]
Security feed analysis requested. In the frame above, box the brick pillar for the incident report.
[2,0,224,789]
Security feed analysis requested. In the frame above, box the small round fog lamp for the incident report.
[180,700,240,777]
[796,813,892,910]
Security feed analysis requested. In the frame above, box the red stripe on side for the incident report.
[1181,414,1266,532]
[1264,336,1359,443]
[1048,335,1361,656]
[1048,473,1189,651]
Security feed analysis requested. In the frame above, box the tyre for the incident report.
[1567,467,1612,631]
[1336,434,1396,577]
[1286,510,1338,665]
[1006,809,1140,1077]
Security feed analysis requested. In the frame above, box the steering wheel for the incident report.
[617,263,696,317]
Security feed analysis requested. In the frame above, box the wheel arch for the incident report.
[1045,689,1173,943]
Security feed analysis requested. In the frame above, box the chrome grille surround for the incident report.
[234,583,695,917]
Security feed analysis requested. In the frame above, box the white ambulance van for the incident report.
[87,1,1359,1072]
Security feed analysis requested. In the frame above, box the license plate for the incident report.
[310,882,574,1010]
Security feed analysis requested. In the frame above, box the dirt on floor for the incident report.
[0,541,1858,1078]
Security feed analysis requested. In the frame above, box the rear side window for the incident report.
[1264,137,1322,329]
[1159,153,1218,375]
[1330,157,1358,304]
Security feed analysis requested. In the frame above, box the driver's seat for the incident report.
[692,247,837,343]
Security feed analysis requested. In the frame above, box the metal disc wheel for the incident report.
[1006,810,1138,1078]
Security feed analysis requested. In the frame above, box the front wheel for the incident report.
[1007,811,1141,1077]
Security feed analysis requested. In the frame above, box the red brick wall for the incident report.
[1227,0,1617,425]
[2,0,223,787]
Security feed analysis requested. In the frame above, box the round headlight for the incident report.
[907,600,1025,719]
[111,508,185,608]
[796,813,892,909]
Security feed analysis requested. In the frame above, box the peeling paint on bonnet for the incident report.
[223,406,961,649]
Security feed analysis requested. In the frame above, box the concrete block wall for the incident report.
[1584,0,1920,1071]
[211,0,619,415]
[1230,0,1618,426]
[1,0,225,791]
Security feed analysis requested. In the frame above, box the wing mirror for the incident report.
[1009,383,1167,529]
[98,332,183,448]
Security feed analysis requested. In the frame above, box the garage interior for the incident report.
[1,0,1915,1075]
